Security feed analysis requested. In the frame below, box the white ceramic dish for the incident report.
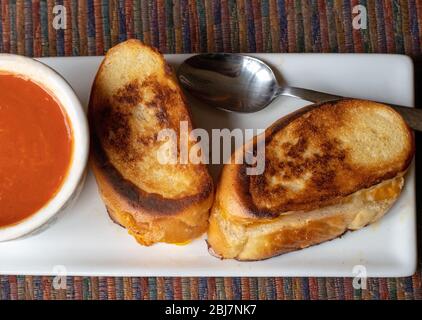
[0,54,416,277]
[0,54,89,242]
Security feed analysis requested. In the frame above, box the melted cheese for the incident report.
[226,175,404,227]
[360,176,403,202]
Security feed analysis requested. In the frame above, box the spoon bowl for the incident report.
[177,53,279,112]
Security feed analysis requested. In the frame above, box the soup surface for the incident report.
[0,73,73,227]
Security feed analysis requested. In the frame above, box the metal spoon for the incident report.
[177,53,422,131]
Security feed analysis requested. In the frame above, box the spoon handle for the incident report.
[278,86,422,132]
[388,104,422,131]
[278,86,343,103]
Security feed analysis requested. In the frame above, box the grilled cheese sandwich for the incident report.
[89,40,214,245]
[207,99,414,260]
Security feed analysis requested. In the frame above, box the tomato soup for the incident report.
[0,73,73,227]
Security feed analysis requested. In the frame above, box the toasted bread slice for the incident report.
[89,40,214,245]
[207,99,414,260]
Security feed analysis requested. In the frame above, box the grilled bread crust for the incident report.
[207,99,414,260]
[89,40,214,245]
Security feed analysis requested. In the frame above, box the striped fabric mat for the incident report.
[0,0,421,300]
[0,0,421,56]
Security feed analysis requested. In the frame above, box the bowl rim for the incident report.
[0,53,89,241]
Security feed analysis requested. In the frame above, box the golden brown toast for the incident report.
[207,99,414,260]
[89,39,214,245]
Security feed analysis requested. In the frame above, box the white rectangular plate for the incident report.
[0,54,416,277]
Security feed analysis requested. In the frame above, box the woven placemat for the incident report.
[0,0,421,300]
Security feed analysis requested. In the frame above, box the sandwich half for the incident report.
[207,99,414,260]
[89,40,214,245]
